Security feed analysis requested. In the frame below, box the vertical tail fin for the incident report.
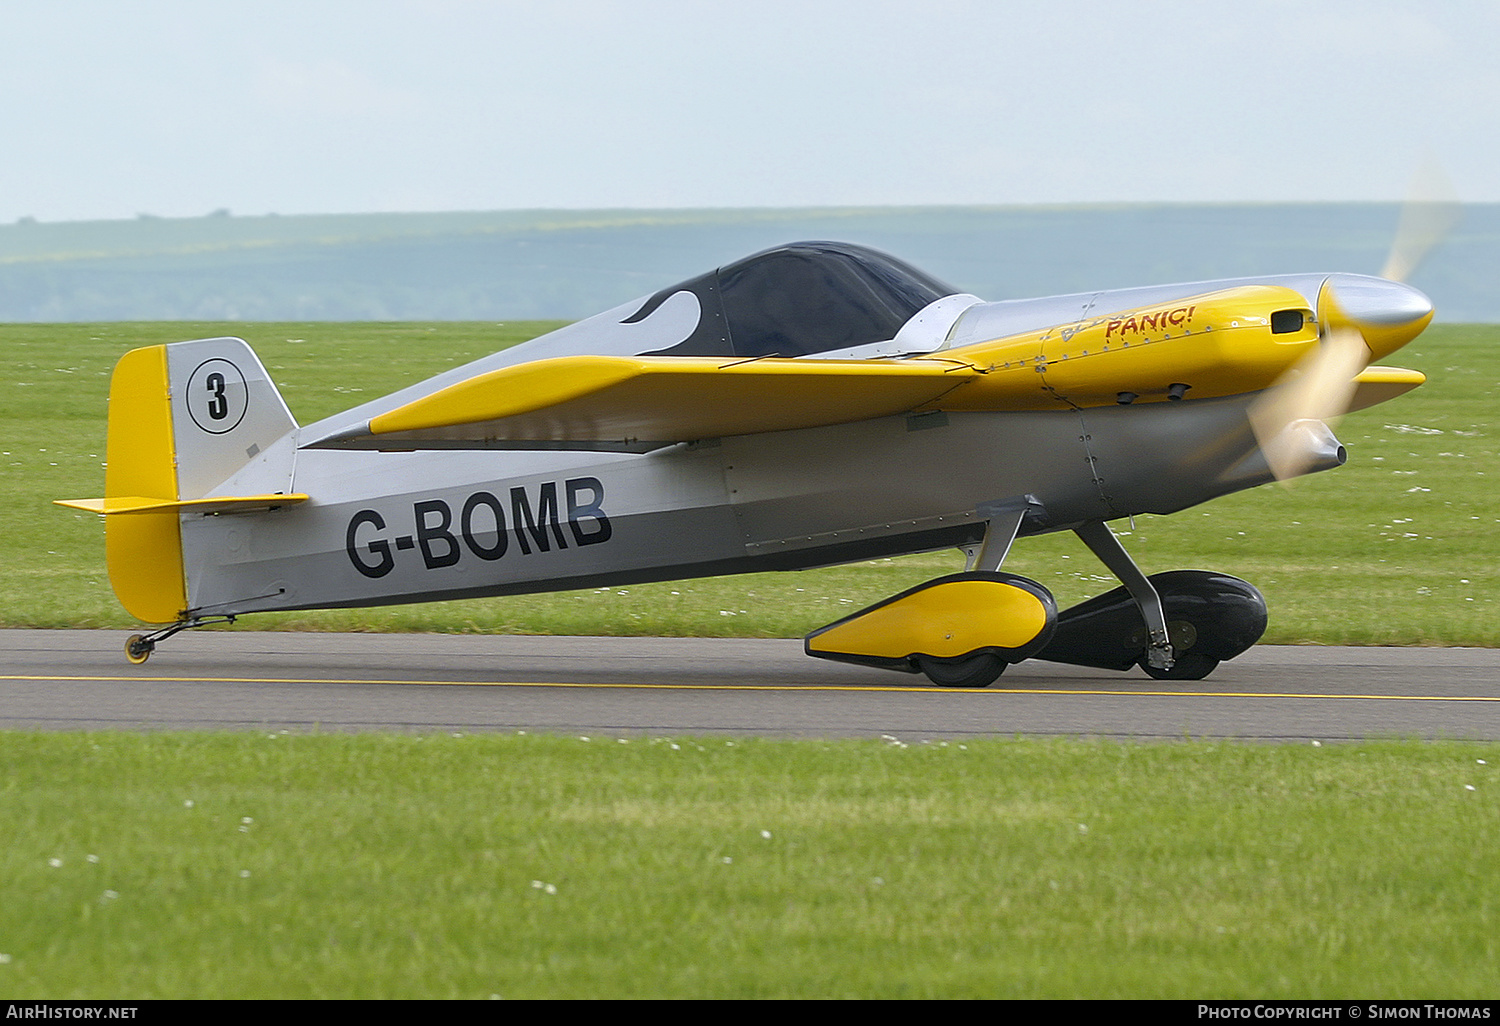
[57,338,299,623]
[164,337,299,500]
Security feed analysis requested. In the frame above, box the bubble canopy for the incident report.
[631,241,959,359]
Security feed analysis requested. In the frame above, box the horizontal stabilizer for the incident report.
[55,494,309,516]
[310,355,983,451]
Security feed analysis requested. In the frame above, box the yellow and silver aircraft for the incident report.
[58,241,1432,684]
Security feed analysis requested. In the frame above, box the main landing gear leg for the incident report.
[1030,525,1267,680]
[1073,520,1175,673]
[962,508,1025,573]
[123,616,237,664]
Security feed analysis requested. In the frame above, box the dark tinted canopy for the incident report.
[630,242,958,358]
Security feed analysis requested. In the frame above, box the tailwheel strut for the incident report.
[122,616,237,664]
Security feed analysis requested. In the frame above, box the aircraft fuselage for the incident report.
[179,390,1302,616]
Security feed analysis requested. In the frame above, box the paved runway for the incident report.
[3,629,1498,741]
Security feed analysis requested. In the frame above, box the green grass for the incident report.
[7,324,1498,999]
[2,732,1496,999]
[7,321,1498,643]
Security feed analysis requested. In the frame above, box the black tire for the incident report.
[124,634,153,665]
[917,653,1007,688]
[1139,652,1219,681]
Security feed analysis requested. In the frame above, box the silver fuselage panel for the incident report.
[181,393,1284,616]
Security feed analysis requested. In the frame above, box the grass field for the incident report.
[5,322,1499,1000]
[6,320,1496,644]
[2,731,1497,999]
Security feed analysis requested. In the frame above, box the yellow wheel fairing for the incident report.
[804,572,1057,671]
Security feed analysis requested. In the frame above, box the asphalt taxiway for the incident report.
[3,629,1498,741]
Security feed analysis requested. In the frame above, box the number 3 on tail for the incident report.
[185,358,249,434]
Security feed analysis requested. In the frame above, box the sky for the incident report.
[2,0,1496,224]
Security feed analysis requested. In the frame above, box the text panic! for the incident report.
[345,476,611,579]
[1104,305,1197,339]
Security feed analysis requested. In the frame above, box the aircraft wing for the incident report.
[307,355,993,452]
[303,282,1428,453]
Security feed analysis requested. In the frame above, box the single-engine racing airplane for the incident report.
[58,241,1433,684]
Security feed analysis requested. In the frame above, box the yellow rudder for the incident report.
[101,346,187,623]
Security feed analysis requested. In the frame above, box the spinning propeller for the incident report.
[1249,169,1456,481]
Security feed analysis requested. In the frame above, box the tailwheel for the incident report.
[916,652,1007,688]
[118,615,238,664]
[124,634,154,665]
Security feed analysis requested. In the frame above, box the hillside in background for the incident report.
[1,204,1495,322]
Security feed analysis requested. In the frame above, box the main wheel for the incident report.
[124,634,154,665]
[916,652,1007,688]
[1139,652,1218,681]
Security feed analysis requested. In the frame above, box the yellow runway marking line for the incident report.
[3,674,1499,702]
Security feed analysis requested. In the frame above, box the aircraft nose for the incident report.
[1318,273,1434,360]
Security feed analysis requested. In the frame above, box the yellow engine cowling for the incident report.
[931,285,1323,410]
